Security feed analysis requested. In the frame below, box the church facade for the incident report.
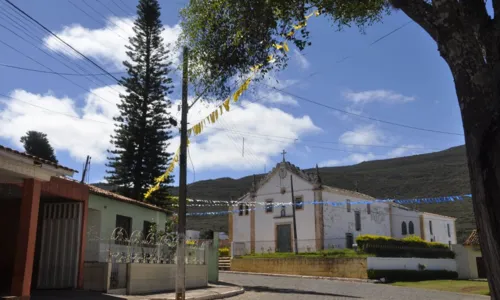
[229,160,457,255]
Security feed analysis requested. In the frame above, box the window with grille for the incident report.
[265,200,273,213]
[447,223,451,237]
[115,215,132,245]
[244,204,249,215]
[429,220,433,235]
[409,221,414,234]
[402,221,408,235]
[367,203,371,214]
[355,211,361,231]
[238,204,244,216]
[295,196,304,210]
[345,233,354,249]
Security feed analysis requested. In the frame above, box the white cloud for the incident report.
[44,17,182,70]
[343,89,416,104]
[338,124,385,146]
[0,88,320,172]
[293,49,310,69]
[0,86,122,162]
[253,75,299,106]
[170,99,320,170]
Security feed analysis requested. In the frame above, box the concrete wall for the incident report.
[367,257,456,271]
[422,214,456,245]
[323,194,391,249]
[390,206,421,239]
[231,257,367,279]
[83,262,110,292]
[452,244,482,279]
[126,264,208,295]
[231,194,251,248]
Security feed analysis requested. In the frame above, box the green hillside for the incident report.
[180,145,475,243]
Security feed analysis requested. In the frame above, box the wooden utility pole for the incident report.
[81,155,90,183]
[175,47,189,300]
[290,175,299,254]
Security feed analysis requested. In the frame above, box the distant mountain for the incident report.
[178,145,475,243]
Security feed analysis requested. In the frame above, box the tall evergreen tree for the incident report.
[106,0,174,207]
[20,131,58,163]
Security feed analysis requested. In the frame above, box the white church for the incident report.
[229,159,457,255]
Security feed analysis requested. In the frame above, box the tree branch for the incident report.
[390,0,437,41]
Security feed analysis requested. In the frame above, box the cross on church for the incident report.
[281,149,287,162]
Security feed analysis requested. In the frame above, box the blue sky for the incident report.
[0,0,466,187]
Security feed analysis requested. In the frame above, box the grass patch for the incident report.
[240,249,371,258]
[392,280,490,296]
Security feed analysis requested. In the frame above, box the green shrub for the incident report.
[241,249,371,258]
[367,269,458,282]
[219,247,230,257]
[356,234,454,259]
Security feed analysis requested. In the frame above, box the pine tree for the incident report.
[106,0,174,208]
[20,131,58,163]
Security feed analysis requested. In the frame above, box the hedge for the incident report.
[356,235,454,259]
[367,269,458,282]
[219,247,230,257]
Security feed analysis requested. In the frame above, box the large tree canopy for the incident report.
[181,0,500,298]
[20,131,58,163]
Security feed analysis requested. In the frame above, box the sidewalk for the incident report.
[121,284,244,300]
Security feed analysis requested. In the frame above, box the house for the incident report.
[229,160,457,255]
[0,145,87,298]
[84,185,170,263]
[453,230,485,279]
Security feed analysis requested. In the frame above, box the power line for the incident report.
[3,0,122,83]
[0,62,125,76]
[260,83,463,136]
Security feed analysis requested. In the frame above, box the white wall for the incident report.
[253,171,316,253]
[422,214,456,245]
[231,194,251,246]
[452,244,482,279]
[367,257,457,271]
[126,264,207,295]
[391,206,421,239]
[187,230,200,240]
[323,194,391,249]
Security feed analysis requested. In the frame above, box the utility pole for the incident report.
[290,175,299,254]
[81,155,90,183]
[175,47,189,300]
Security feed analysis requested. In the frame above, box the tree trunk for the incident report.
[451,61,500,298]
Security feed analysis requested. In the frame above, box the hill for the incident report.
[179,145,475,243]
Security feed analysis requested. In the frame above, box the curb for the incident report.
[158,287,245,300]
[188,287,245,300]
[221,271,374,283]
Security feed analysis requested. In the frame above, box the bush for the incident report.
[219,247,230,257]
[367,269,458,282]
[241,249,370,259]
[356,235,454,259]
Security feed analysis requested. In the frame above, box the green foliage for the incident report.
[356,234,454,259]
[106,0,175,208]
[367,270,458,282]
[180,0,390,98]
[242,249,370,258]
[180,146,473,244]
[20,131,58,163]
[219,247,230,257]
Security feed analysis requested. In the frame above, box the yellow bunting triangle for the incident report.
[283,42,289,52]
[223,99,230,111]
[274,43,283,50]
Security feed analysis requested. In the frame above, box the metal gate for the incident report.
[37,202,82,289]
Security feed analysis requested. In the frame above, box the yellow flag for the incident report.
[210,111,216,123]
[273,43,283,50]
[293,22,306,30]
[283,42,289,52]
[187,128,192,137]
[314,10,320,16]
[223,99,230,111]
[286,31,294,37]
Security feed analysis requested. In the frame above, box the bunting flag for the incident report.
[144,9,322,200]
[183,194,472,216]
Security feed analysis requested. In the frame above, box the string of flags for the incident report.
[184,194,472,216]
[144,9,322,200]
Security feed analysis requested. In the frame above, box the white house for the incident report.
[229,160,457,255]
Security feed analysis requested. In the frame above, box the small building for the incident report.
[453,230,486,279]
[84,185,170,263]
[0,145,86,298]
[229,160,457,255]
